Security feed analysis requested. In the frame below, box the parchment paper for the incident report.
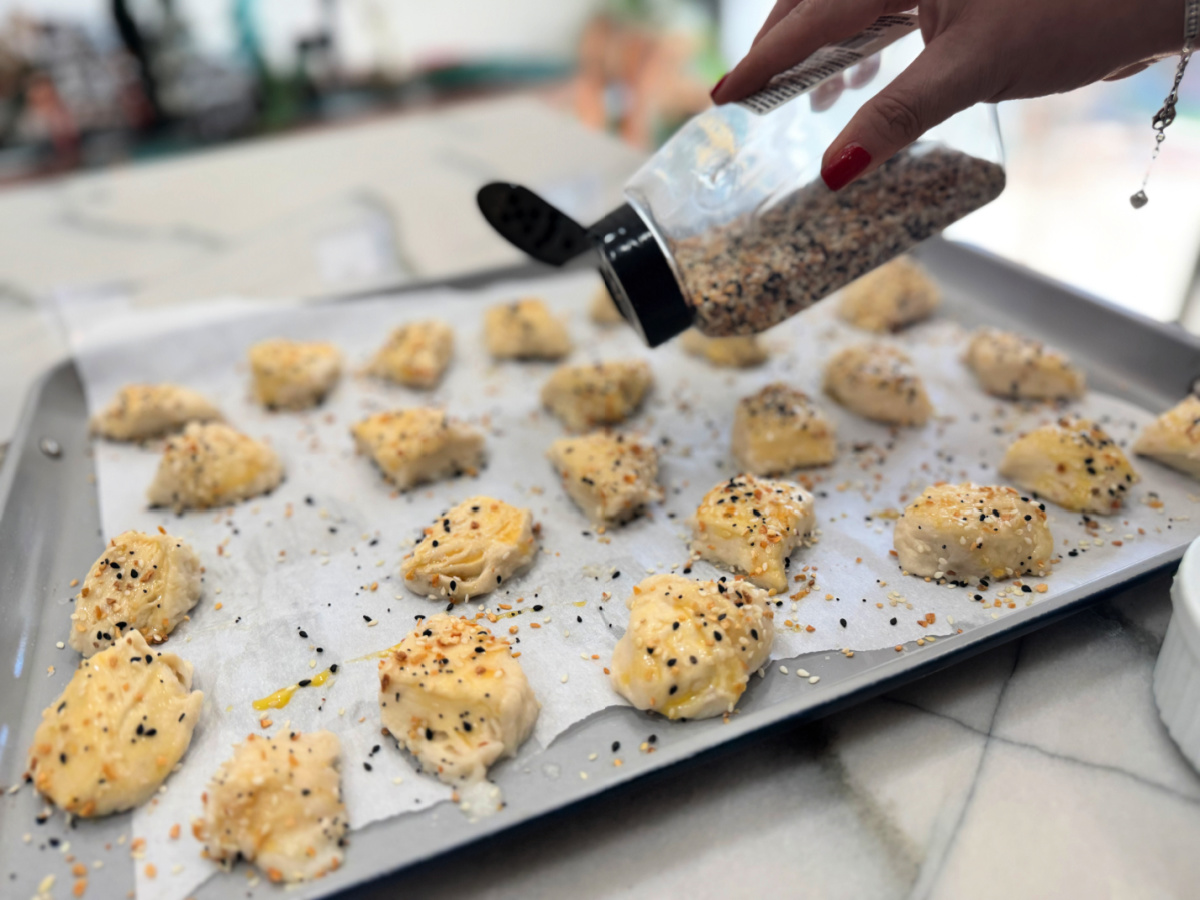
[63,269,1200,900]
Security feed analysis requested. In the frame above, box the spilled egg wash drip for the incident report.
[250,641,413,710]
[251,667,336,711]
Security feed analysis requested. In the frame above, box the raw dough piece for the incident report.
[541,360,652,431]
[91,384,221,441]
[147,422,283,512]
[610,574,774,720]
[367,320,454,388]
[731,383,837,474]
[838,256,940,333]
[590,284,625,325]
[401,496,537,602]
[893,482,1054,581]
[485,298,571,360]
[1134,395,1200,479]
[351,408,484,490]
[964,328,1085,400]
[196,731,347,883]
[823,343,932,426]
[69,530,201,657]
[379,614,538,788]
[546,432,663,525]
[27,631,202,817]
[249,338,342,410]
[679,329,768,368]
[691,473,815,593]
[1000,417,1139,515]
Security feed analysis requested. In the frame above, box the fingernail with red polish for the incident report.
[821,144,871,191]
[710,74,728,103]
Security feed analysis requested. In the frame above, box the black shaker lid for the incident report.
[476,182,590,267]
[588,203,692,348]
[476,183,693,347]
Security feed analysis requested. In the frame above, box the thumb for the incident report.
[820,38,987,191]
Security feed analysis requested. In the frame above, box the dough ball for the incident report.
[28,630,202,817]
[367,320,454,389]
[249,338,342,410]
[1134,395,1200,480]
[893,482,1054,581]
[679,330,768,368]
[691,473,815,593]
[351,408,484,491]
[610,574,774,720]
[379,614,538,785]
[590,284,625,325]
[838,256,940,333]
[401,496,537,602]
[546,431,663,526]
[823,343,932,426]
[195,730,347,883]
[964,328,1085,400]
[541,360,652,431]
[1000,417,1139,515]
[69,530,201,657]
[485,298,571,360]
[147,422,283,512]
[732,383,837,475]
[90,384,221,441]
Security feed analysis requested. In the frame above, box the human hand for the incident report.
[710,0,1186,190]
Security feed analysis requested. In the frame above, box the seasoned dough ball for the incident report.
[679,329,768,368]
[379,614,538,786]
[69,530,201,657]
[838,256,940,333]
[691,474,815,593]
[91,384,221,441]
[1000,417,1139,515]
[823,343,932,426]
[401,496,537,602]
[351,408,484,490]
[964,328,1085,400]
[732,383,837,475]
[541,360,652,431]
[1134,395,1200,479]
[249,338,342,410]
[196,731,347,883]
[27,631,202,817]
[546,432,663,526]
[485,298,571,360]
[893,483,1054,581]
[147,422,283,512]
[367,320,454,388]
[590,284,625,325]
[610,574,774,720]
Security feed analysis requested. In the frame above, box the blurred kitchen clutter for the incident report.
[1,0,1199,326]
[0,0,718,181]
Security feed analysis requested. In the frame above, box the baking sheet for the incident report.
[51,266,1200,900]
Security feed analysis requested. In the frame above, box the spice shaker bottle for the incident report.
[478,12,1005,347]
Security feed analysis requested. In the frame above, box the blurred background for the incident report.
[1,0,1199,325]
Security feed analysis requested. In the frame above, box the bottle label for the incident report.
[738,12,920,115]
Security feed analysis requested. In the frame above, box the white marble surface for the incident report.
[1,94,1198,899]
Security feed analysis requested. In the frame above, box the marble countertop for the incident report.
[1,94,1197,899]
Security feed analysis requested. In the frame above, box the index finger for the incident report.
[713,0,908,103]
[750,0,806,50]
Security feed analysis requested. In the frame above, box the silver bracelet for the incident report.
[1130,0,1200,208]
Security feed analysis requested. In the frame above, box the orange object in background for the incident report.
[569,14,712,150]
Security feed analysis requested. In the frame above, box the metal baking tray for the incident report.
[2,237,1198,898]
